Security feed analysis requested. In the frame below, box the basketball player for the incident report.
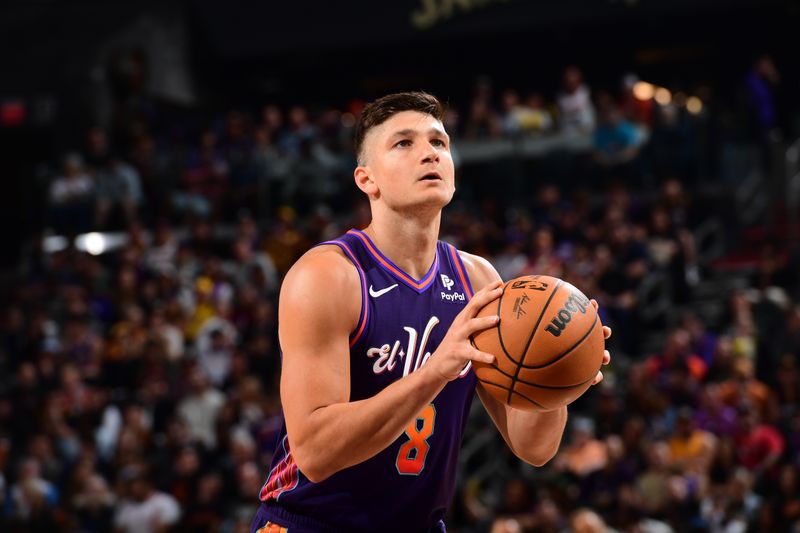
[251,92,611,533]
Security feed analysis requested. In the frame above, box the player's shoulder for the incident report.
[282,244,361,296]
[279,244,362,329]
[278,241,362,344]
[455,249,502,290]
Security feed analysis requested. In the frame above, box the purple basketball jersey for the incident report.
[257,229,477,532]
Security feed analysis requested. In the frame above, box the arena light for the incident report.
[1,99,26,127]
[654,87,672,105]
[71,231,129,255]
[42,235,69,253]
[632,81,655,101]
[83,232,107,255]
[686,96,703,115]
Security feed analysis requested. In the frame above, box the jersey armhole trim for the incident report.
[447,244,475,299]
[318,240,369,347]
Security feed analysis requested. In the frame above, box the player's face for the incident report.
[358,111,455,212]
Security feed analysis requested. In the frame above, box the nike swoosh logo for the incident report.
[369,284,399,298]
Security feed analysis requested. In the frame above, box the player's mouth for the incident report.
[419,172,442,181]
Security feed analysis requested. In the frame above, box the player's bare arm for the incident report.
[279,245,502,482]
[459,251,612,466]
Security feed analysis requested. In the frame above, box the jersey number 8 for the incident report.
[396,404,436,475]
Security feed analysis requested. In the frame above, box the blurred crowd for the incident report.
[45,55,787,235]
[3,58,798,532]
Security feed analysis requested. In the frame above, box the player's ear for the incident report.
[354,165,378,196]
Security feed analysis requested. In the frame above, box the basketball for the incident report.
[471,275,605,412]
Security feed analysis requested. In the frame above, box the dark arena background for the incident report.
[1,1,799,531]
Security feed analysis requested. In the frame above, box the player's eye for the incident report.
[395,139,412,148]
[431,139,446,147]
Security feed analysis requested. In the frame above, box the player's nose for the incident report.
[421,142,440,164]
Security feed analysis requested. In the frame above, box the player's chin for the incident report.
[406,187,453,209]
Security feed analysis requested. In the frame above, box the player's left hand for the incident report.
[590,299,611,386]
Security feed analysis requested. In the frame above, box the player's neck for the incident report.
[363,212,440,280]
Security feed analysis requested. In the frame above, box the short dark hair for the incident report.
[354,91,445,164]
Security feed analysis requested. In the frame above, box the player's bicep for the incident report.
[278,251,361,437]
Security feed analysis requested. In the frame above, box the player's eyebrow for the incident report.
[389,127,449,140]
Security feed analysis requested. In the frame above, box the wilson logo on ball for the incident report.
[544,291,591,337]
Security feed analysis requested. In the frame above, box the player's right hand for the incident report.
[424,280,504,382]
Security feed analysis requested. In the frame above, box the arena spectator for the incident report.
[522,226,564,279]
[177,366,225,450]
[464,78,502,139]
[174,129,230,218]
[282,135,342,212]
[488,479,536,532]
[556,66,595,133]
[195,322,236,388]
[251,126,290,217]
[764,464,800,530]
[84,127,113,171]
[142,221,178,274]
[569,508,619,533]
[493,238,527,281]
[555,417,609,479]
[702,467,761,532]
[634,441,673,516]
[464,98,502,140]
[181,471,225,531]
[681,313,718,368]
[94,156,143,228]
[72,473,115,533]
[718,357,775,419]
[259,105,284,141]
[744,54,781,143]
[592,95,645,185]
[593,99,640,164]
[279,105,315,157]
[48,153,95,233]
[499,89,526,136]
[579,434,638,516]
[735,407,785,477]
[5,457,59,528]
[775,354,799,410]
[649,101,698,182]
[693,384,739,438]
[141,133,188,218]
[519,93,554,134]
[645,328,708,392]
[667,407,717,474]
[113,466,180,533]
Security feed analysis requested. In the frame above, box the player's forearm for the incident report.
[505,406,567,466]
[291,366,448,482]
